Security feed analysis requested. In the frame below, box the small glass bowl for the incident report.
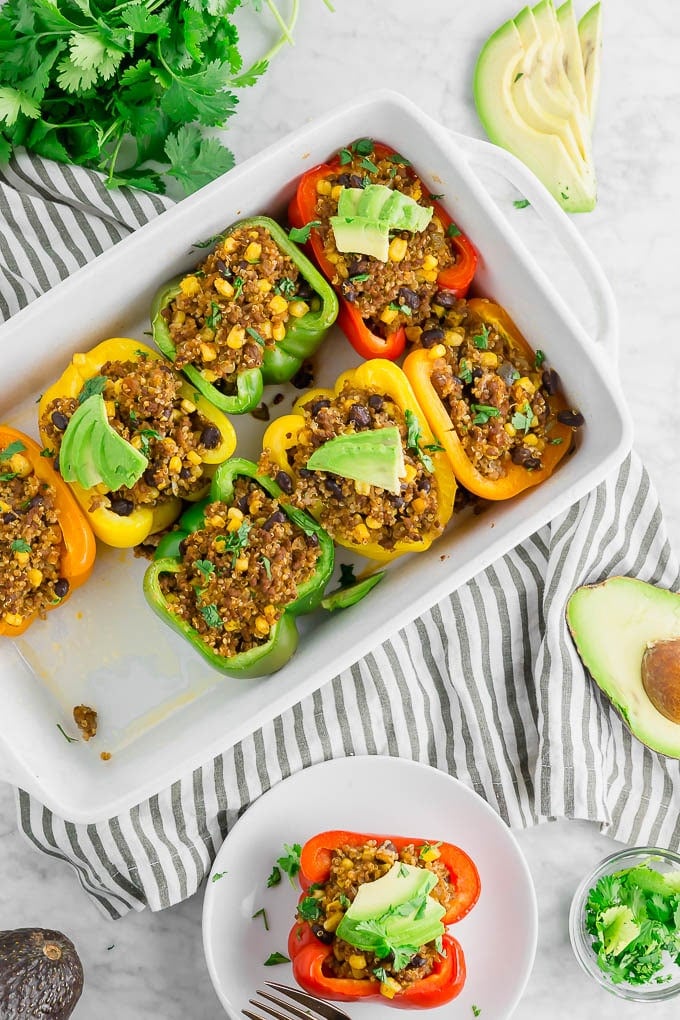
[569,845,680,1001]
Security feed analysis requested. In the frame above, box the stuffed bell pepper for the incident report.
[259,359,456,564]
[143,458,334,678]
[288,138,477,360]
[287,830,480,1007]
[151,216,339,414]
[1,427,96,636]
[38,338,237,548]
[404,298,582,500]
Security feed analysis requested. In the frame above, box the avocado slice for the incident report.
[566,577,680,758]
[329,216,389,262]
[474,5,597,212]
[556,0,588,115]
[305,426,405,495]
[578,2,602,127]
[531,0,591,156]
[59,394,147,492]
[336,188,364,219]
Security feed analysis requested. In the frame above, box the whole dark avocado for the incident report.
[0,928,84,1020]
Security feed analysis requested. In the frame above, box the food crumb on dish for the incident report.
[73,704,98,741]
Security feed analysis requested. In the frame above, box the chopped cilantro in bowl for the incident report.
[569,846,680,1001]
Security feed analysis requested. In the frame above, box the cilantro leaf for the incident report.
[289,221,321,244]
[165,125,235,196]
[78,375,108,404]
[200,603,223,628]
[264,951,290,966]
[11,538,31,553]
[266,865,281,888]
[0,440,26,462]
[194,559,215,582]
[276,843,302,885]
[297,896,321,922]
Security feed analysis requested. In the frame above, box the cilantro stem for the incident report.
[265,0,296,46]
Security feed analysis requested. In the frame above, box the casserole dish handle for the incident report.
[448,131,619,363]
[0,739,24,790]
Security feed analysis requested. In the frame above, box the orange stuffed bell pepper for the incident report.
[287,830,479,1008]
[1,427,95,636]
[260,359,456,565]
[38,338,237,548]
[404,298,581,500]
[288,139,477,361]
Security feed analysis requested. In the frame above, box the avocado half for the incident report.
[567,577,680,758]
[0,928,84,1020]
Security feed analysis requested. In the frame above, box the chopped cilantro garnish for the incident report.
[561,191,569,201]
[57,723,78,744]
[0,473,18,481]
[472,1006,482,1017]
[211,871,227,882]
[359,156,379,174]
[350,272,370,283]
[206,302,222,330]
[513,198,531,209]
[298,896,322,922]
[246,326,265,347]
[514,71,524,82]
[200,603,223,629]
[274,277,297,298]
[0,440,26,462]
[511,405,533,434]
[446,222,462,237]
[373,966,389,983]
[473,324,490,350]
[289,221,322,244]
[260,555,272,579]
[128,409,138,424]
[535,349,546,367]
[353,138,375,155]
[388,152,411,166]
[264,952,290,966]
[252,907,269,930]
[193,234,222,250]
[276,843,302,886]
[404,409,435,472]
[549,437,564,445]
[138,428,161,457]
[338,147,353,165]
[471,404,500,426]
[339,893,351,909]
[134,348,149,359]
[423,441,444,454]
[459,359,473,384]
[429,192,444,200]
[11,539,31,554]
[193,559,215,582]
[78,375,108,404]
[219,520,251,568]
[267,865,282,888]
[233,276,244,299]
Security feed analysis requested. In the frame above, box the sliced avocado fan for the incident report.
[305,426,406,495]
[60,393,148,491]
[330,184,433,261]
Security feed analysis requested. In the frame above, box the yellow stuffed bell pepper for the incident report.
[403,298,577,501]
[38,338,237,548]
[261,359,456,564]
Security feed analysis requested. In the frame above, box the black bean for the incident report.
[342,285,357,303]
[433,290,457,308]
[409,955,427,969]
[27,495,44,509]
[307,532,319,547]
[421,328,445,348]
[368,394,384,410]
[325,477,344,500]
[557,408,584,428]
[417,476,431,493]
[236,495,249,512]
[348,259,369,277]
[216,259,231,278]
[275,470,293,494]
[498,361,519,386]
[272,393,285,406]
[50,411,69,431]
[180,467,192,480]
[336,173,353,187]
[349,174,364,189]
[541,369,560,395]
[144,468,157,486]
[110,497,134,516]
[237,259,249,270]
[250,403,270,422]
[389,496,406,512]
[200,425,221,449]
[398,286,420,310]
[2,511,17,524]
[263,510,286,531]
[53,455,59,473]
[310,924,334,945]
[299,468,313,478]
[292,362,314,389]
[296,279,314,300]
[471,368,483,383]
[511,447,542,470]
[310,399,331,417]
[382,840,398,853]
[348,403,371,428]
[54,578,70,599]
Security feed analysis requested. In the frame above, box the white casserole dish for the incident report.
[0,90,632,822]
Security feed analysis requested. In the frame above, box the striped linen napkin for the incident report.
[3,153,680,919]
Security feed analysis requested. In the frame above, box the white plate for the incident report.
[202,756,538,1019]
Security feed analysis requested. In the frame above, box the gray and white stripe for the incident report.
[3,151,680,919]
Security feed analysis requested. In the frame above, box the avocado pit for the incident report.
[641,638,680,724]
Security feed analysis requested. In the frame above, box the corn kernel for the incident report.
[405,326,423,343]
[412,497,427,514]
[214,277,234,299]
[480,351,499,368]
[172,309,186,326]
[432,304,445,317]
[203,369,218,382]
[181,398,197,414]
[340,858,353,870]
[180,275,201,297]
[269,294,288,315]
[187,450,203,466]
[517,376,536,395]
[14,550,30,565]
[335,262,349,279]
[422,253,438,271]
[288,300,309,318]
[3,613,23,627]
[27,568,43,587]
[403,464,417,484]
[421,269,438,282]
[226,327,245,350]
[365,516,382,530]
[524,433,539,447]
[221,236,238,253]
[445,329,465,347]
[331,184,343,201]
[264,604,277,623]
[420,845,441,862]
[380,977,402,999]
[200,342,217,362]
[245,241,261,263]
[411,181,422,200]
[257,279,273,294]
[531,415,539,427]
[272,322,286,343]
[431,215,444,232]
[427,343,446,360]
[254,616,270,636]
[234,556,249,572]
[258,320,273,339]
[147,486,160,499]
[324,912,344,933]
[380,306,398,325]
[9,453,32,477]
[227,506,244,521]
[353,522,370,543]
[349,955,367,971]
[355,480,371,496]
[131,435,143,449]
[213,536,227,552]
[325,251,340,264]
[169,455,183,474]
[227,517,243,533]
[316,179,332,196]
[504,423,516,438]
[388,237,408,262]
[226,620,240,631]
[199,326,215,342]
[0,500,10,512]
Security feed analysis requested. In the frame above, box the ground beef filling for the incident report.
[313,144,456,337]
[295,839,455,989]
[261,385,442,551]
[41,358,221,515]
[0,458,67,628]
[159,480,321,659]
[422,300,569,480]
[162,225,318,393]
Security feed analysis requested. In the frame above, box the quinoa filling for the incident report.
[313,142,456,337]
[162,225,319,392]
[260,385,442,550]
[1,456,68,628]
[159,479,322,658]
[295,839,455,989]
[422,300,575,480]
[41,358,222,515]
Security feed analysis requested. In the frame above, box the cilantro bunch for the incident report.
[0,0,331,194]
[585,862,680,986]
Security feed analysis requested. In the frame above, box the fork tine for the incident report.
[246,997,289,1020]
[264,982,353,1020]
[253,989,313,1020]
[242,1010,269,1020]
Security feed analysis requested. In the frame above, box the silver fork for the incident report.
[243,981,353,1020]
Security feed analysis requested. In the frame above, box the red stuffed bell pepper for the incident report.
[287,829,480,1008]
[288,139,477,361]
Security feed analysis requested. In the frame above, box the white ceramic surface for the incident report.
[2,1,680,1018]
[0,90,630,823]
[202,756,537,1020]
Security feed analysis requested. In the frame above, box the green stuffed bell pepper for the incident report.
[150,216,339,414]
[143,457,334,678]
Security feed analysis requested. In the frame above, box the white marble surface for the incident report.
[2,1,680,1017]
